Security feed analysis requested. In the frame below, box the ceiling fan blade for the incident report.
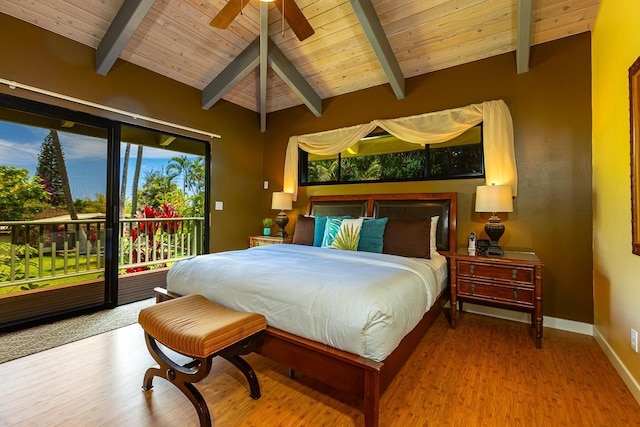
[210,0,249,29]
[274,0,314,41]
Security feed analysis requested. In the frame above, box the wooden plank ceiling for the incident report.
[0,0,599,127]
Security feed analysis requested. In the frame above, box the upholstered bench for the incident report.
[138,294,267,427]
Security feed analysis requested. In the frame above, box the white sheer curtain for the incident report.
[283,99,517,200]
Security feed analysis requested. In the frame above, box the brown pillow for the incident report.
[382,218,431,259]
[292,215,315,246]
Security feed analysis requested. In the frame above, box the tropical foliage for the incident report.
[0,166,50,220]
[305,140,482,184]
[132,155,204,219]
[0,242,39,286]
[123,203,181,273]
[74,194,107,214]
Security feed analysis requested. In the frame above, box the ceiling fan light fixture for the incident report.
[260,0,276,2]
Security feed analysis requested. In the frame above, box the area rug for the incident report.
[0,298,155,364]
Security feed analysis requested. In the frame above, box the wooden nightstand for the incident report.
[450,248,544,348]
[249,235,293,247]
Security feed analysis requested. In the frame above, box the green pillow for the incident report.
[357,218,388,253]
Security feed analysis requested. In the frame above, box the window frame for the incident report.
[299,124,485,186]
[0,93,211,310]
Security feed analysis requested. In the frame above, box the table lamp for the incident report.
[475,184,513,256]
[272,192,293,237]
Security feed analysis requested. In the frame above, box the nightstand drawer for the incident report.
[457,260,534,283]
[451,249,544,348]
[457,278,534,306]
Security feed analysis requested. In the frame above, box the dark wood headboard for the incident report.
[307,193,457,256]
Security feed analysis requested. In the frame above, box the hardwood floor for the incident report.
[0,311,638,426]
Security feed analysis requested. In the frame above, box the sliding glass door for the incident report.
[0,95,210,328]
[116,125,208,304]
[0,97,113,326]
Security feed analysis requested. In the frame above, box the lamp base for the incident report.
[275,211,289,238]
[485,242,504,257]
[484,215,505,257]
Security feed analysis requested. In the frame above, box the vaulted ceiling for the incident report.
[1,0,599,131]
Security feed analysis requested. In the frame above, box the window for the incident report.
[300,124,484,185]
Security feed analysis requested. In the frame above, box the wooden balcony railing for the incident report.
[0,217,204,292]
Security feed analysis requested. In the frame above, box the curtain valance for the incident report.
[283,99,517,200]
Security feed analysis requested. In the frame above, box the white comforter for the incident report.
[166,244,447,362]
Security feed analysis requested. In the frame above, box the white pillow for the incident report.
[430,216,440,254]
[330,218,363,251]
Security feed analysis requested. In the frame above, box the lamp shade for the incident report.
[272,192,293,211]
[475,185,513,213]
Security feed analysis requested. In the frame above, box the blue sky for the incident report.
[0,121,197,200]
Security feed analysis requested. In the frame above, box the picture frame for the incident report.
[630,56,640,256]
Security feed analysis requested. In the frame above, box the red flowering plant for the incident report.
[123,203,181,273]
[159,203,181,234]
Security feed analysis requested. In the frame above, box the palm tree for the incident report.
[311,159,339,182]
[120,143,131,218]
[131,145,143,214]
[189,157,205,194]
[166,155,192,194]
[50,130,88,252]
[49,130,77,220]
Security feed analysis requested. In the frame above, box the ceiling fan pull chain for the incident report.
[240,0,244,16]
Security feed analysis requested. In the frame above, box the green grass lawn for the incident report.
[0,252,103,295]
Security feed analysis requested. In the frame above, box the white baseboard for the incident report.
[445,302,594,335]
[593,327,640,405]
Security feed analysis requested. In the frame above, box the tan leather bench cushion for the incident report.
[138,294,266,359]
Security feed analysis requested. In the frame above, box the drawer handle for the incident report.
[512,269,517,279]
[471,283,475,294]
[513,289,518,300]
[470,265,475,275]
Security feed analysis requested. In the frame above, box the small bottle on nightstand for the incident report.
[467,231,476,256]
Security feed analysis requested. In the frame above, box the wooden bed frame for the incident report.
[155,192,457,426]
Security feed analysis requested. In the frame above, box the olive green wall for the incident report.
[263,33,593,323]
[0,13,263,252]
[0,12,594,322]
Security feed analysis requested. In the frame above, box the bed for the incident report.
[155,192,457,426]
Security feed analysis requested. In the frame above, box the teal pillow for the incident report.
[313,215,352,247]
[357,218,388,253]
[321,217,344,247]
[313,216,328,247]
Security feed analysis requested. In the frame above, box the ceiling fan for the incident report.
[210,0,315,42]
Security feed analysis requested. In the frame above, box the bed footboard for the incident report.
[152,287,443,426]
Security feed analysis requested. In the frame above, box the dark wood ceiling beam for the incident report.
[260,2,269,132]
[349,0,405,99]
[96,0,154,76]
[517,0,533,74]
[268,39,322,118]
[201,38,261,110]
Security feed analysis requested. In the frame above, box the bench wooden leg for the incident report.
[218,335,263,399]
[141,332,264,426]
[219,353,260,399]
[142,333,214,427]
